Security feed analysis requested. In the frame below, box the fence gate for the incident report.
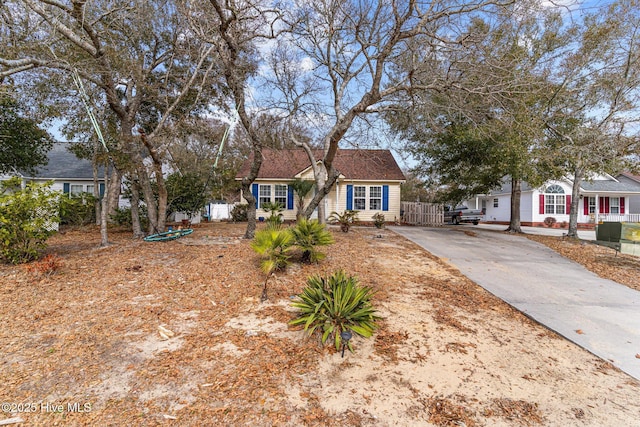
[401,202,444,226]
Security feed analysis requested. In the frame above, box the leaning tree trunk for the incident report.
[567,167,585,239]
[241,145,263,239]
[506,177,523,233]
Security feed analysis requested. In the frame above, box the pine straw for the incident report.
[0,223,637,426]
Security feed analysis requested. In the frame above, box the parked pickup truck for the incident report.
[444,205,484,225]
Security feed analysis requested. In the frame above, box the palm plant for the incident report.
[261,201,284,228]
[290,218,335,263]
[250,227,294,301]
[290,270,380,351]
[328,210,359,232]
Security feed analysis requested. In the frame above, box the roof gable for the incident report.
[21,143,102,180]
[237,149,405,181]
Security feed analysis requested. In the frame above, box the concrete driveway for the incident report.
[390,225,640,381]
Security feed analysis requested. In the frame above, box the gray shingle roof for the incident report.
[21,143,103,180]
[487,175,640,195]
[581,175,640,193]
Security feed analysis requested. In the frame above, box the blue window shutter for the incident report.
[63,183,70,195]
[382,185,389,211]
[287,185,294,210]
[99,183,105,198]
[346,185,353,210]
[252,184,259,208]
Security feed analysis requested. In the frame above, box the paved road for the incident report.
[390,225,640,380]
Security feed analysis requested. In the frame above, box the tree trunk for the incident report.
[92,141,102,226]
[130,180,145,238]
[106,166,121,220]
[242,145,263,239]
[567,167,584,239]
[302,167,339,222]
[100,182,109,246]
[506,177,523,233]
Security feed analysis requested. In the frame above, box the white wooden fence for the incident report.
[401,202,444,226]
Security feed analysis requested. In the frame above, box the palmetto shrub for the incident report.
[290,218,334,263]
[290,270,380,351]
[328,210,359,232]
[250,227,294,274]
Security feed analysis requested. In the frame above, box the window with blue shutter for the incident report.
[346,185,353,210]
[63,183,70,195]
[287,185,294,210]
[99,183,105,198]
[382,185,389,211]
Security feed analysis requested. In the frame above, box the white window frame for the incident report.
[353,186,366,210]
[70,184,84,196]
[369,186,382,210]
[86,184,95,195]
[588,197,596,214]
[258,185,271,208]
[544,185,565,214]
[274,184,287,208]
[610,197,620,214]
[493,198,499,208]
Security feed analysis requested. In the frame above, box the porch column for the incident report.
[595,193,599,224]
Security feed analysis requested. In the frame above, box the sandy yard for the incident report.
[0,222,639,426]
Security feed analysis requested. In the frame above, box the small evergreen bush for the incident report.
[372,212,385,229]
[230,204,248,222]
[290,270,380,351]
[328,210,359,232]
[0,178,59,264]
[59,193,97,226]
[290,218,334,263]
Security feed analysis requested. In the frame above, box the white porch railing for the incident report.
[599,213,640,223]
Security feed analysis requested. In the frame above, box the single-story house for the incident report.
[236,149,406,222]
[465,173,640,227]
[1,143,106,197]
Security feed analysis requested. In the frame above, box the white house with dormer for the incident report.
[464,173,640,227]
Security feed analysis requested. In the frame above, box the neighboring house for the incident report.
[236,149,406,222]
[1,142,106,197]
[467,173,640,227]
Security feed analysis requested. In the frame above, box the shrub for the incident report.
[328,210,359,232]
[290,270,380,351]
[290,218,335,263]
[25,253,63,277]
[110,206,149,230]
[230,204,248,222]
[251,227,295,301]
[59,193,97,226]
[543,217,557,227]
[372,212,385,229]
[0,178,59,264]
[261,201,284,229]
[250,227,294,274]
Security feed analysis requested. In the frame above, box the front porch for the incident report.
[597,213,640,223]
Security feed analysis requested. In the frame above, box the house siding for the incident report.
[334,180,402,222]
[482,194,513,223]
[241,180,402,222]
[532,181,572,225]
[480,177,640,226]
